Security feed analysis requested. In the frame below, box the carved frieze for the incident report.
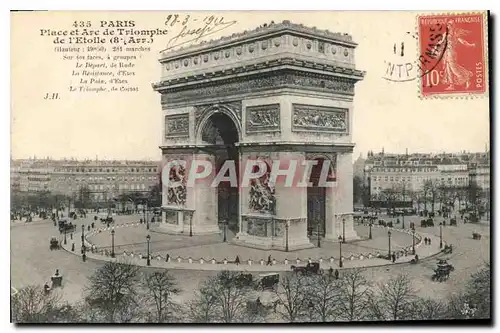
[165,114,189,137]
[161,73,356,104]
[245,104,281,133]
[167,163,187,206]
[292,104,348,133]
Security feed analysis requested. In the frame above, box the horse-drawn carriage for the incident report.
[473,232,482,240]
[291,262,322,275]
[431,259,454,282]
[421,218,434,228]
[259,273,280,291]
[442,244,453,254]
[58,219,76,233]
[49,237,60,250]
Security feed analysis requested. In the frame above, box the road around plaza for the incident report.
[11,214,490,304]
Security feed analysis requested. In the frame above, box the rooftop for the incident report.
[160,20,356,61]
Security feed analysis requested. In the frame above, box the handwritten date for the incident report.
[161,14,237,52]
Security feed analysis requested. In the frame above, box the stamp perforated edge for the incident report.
[416,11,489,100]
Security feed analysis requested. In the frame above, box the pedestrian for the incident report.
[71,242,75,252]
[334,269,339,280]
[70,232,73,240]
[328,267,333,277]
[235,255,240,265]
[428,238,432,245]
[165,253,170,262]
[391,253,396,263]
[267,255,272,266]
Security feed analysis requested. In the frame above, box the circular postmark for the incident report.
[382,22,448,83]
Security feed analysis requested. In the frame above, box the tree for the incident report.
[336,269,371,321]
[141,270,180,323]
[305,275,340,322]
[187,288,219,323]
[407,298,446,320]
[147,183,162,208]
[190,271,252,323]
[380,187,398,210]
[76,186,92,209]
[367,274,417,321]
[11,285,80,323]
[463,264,490,318]
[274,274,310,322]
[353,176,364,205]
[423,180,438,213]
[84,260,140,323]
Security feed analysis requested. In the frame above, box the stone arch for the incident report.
[195,104,243,144]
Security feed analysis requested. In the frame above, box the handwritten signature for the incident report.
[160,14,237,53]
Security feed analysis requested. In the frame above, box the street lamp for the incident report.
[342,218,346,243]
[369,223,373,240]
[402,182,406,229]
[63,228,67,245]
[439,222,443,249]
[81,224,85,249]
[411,225,416,255]
[317,221,321,248]
[189,214,193,237]
[338,236,343,268]
[146,234,151,266]
[111,229,115,258]
[285,220,290,252]
[388,230,392,257]
[223,219,227,242]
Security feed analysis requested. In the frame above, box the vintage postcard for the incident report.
[10,10,490,324]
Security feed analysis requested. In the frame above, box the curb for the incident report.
[60,223,443,272]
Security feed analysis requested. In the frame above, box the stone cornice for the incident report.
[160,143,355,154]
[153,58,365,91]
[159,20,356,62]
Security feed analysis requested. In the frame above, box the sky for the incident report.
[10,11,490,161]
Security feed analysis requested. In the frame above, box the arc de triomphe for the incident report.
[153,21,365,251]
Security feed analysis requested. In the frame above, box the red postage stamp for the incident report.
[418,13,487,97]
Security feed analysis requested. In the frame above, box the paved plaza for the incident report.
[11,213,490,304]
[86,220,425,265]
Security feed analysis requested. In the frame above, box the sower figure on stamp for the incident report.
[439,20,476,90]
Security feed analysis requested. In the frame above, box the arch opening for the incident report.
[202,112,240,235]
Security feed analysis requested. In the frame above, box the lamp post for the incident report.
[189,214,193,237]
[146,234,151,266]
[338,235,343,268]
[439,222,443,249]
[402,182,406,229]
[388,230,392,257]
[285,220,290,252]
[369,223,373,240]
[64,229,67,245]
[317,221,321,248]
[342,218,346,243]
[81,224,85,249]
[111,229,115,258]
[411,225,416,255]
[223,219,227,243]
